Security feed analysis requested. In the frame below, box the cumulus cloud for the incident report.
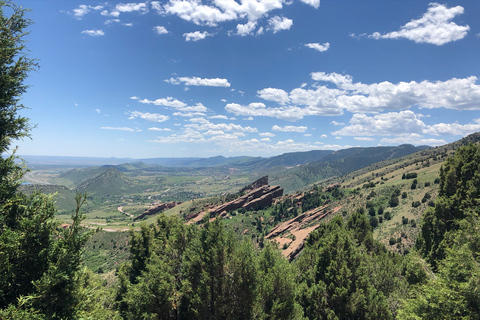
[116,2,149,13]
[72,4,103,19]
[333,111,480,143]
[166,76,231,87]
[154,26,169,34]
[424,119,480,136]
[185,118,258,133]
[209,115,229,120]
[138,97,208,113]
[369,3,469,45]
[148,127,173,131]
[268,16,293,33]
[380,134,446,146]
[333,111,425,136]
[101,126,140,132]
[354,137,375,141]
[259,132,275,137]
[156,0,283,27]
[272,125,308,132]
[150,128,205,143]
[235,21,257,36]
[305,42,330,52]
[81,29,105,37]
[298,0,319,9]
[257,88,290,105]
[129,111,169,122]
[184,31,213,41]
[230,72,480,121]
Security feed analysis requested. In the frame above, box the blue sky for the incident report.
[12,0,480,158]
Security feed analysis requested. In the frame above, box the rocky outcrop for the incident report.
[186,177,283,224]
[266,204,343,261]
[134,201,182,221]
[209,185,283,217]
[239,176,269,194]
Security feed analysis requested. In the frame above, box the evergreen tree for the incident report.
[0,3,94,318]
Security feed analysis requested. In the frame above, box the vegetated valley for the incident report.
[8,132,480,318]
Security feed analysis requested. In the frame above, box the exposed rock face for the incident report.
[186,177,283,224]
[134,201,181,221]
[239,175,269,194]
[208,185,283,216]
[266,204,342,261]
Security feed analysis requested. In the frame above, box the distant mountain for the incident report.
[76,167,143,197]
[270,144,431,192]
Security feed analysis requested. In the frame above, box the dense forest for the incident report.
[2,1,480,319]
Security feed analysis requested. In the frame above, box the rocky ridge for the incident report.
[186,176,283,224]
[134,201,182,221]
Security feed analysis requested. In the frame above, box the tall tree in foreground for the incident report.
[0,2,104,319]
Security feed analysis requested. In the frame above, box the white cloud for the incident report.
[81,29,105,37]
[272,125,308,132]
[333,111,425,136]
[209,115,229,120]
[116,2,149,13]
[260,138,271,142]
[305,42,330,52]
[185,118,258,133]
[311,72,352,87]
[138,97,208,113]
[72,5,103,19]
[235,21,257,36]
[424,119,480,136]
[257,88,290,105]
[158,0,283,27]
[354,137,375,141]
[105,19,121,25]
[304,133,312,137]
[298,0,319,9]
[259,132,275,137]
[320,134,327,138]
[184,31,213,41]
[229,72,480,121]
[129,111,169,122]
[101,126,139,132]
[166,76,231,87]
[148,127,173,131]
[130,96,139,100]
[380,134,446,146]
[226,102,335,121]
[369,3,469,45]
[154,26,169,34]
[95,109,101,113]
[268,16,293,33]
[244,117,254,120]
[150,128,205,143]
[331,120,344,126]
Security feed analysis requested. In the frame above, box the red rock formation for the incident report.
[186,179,283,224]
[134,201,180,221]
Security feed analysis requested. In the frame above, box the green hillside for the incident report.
[76,167,145,197]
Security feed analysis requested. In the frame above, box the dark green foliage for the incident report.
[370,216,379,228]
[389,195,399,207]
[296,214,407,319]
[417,144,480,267]
[402,144,480,319]
[117,214,302,320]
[410,179,418,190]
[401,191,407,199]
[402,172,417,179]
[384,211,391,220]
[411,201,421,208]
